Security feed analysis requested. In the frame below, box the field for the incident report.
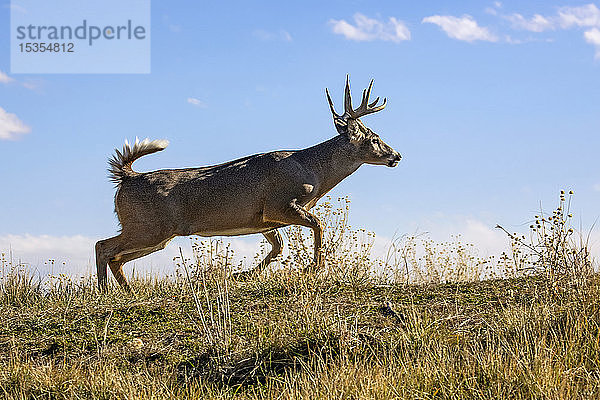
[0,195,597,399]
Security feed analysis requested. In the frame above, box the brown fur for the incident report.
[96,78,401,291]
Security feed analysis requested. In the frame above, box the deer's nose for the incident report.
[387,152,402,167]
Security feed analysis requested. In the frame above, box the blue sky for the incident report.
[1,0,599,276]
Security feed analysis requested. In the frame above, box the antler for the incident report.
[326,75,387,121]
[325,87,341,119]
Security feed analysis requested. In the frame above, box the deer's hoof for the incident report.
[302,263,319,273]
[233,269,258,281]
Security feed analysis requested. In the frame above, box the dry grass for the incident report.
[0,193,597,399]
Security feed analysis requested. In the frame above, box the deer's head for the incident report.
[326,77,401,167]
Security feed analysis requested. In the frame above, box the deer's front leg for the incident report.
[264,199,323,270]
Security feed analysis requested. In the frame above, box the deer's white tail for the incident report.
[108,137,169,183]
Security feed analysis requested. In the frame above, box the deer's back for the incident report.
[114,150,309,235]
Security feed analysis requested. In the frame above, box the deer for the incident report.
[95,77,401,291]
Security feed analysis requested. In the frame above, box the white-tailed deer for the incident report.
[96,77,401,291]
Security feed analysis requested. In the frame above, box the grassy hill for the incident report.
[0,268,598,399]
[1,194,597,399]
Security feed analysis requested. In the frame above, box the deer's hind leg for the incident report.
[95,233,173,292]
[96,235,121,291]
[256,229,283,273]
[108,239,173,292]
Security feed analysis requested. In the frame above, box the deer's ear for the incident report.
[345,119,365,143]
[333,117,347,135]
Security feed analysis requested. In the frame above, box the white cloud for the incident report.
[0,234,96,275]
[21,80,39,90]
[584,27,600,58]
[0,106,31,140]
[422,216,510,256]
[557,4,600,29]
[461,219,511,255]
[584,27,600,43]
[422,15,498,42]
[502,4,600,56]
[167,24,182,33]
[0,70,13,84]
[282,31,292,41]
[187,97,207,108]
[0,234,186,279]
[485,2,503,16]
[503,35,526,44]
[588,231,600,266]
[506,13,554,32]
[162,16,182,33]
[329,13,411,42]
[252,29,292,42]
[404,214,600,269]
[593,183,600,192]
[506,5,600,32]
[0,69,40,90]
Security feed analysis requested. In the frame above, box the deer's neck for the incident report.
[297,135,362,194]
